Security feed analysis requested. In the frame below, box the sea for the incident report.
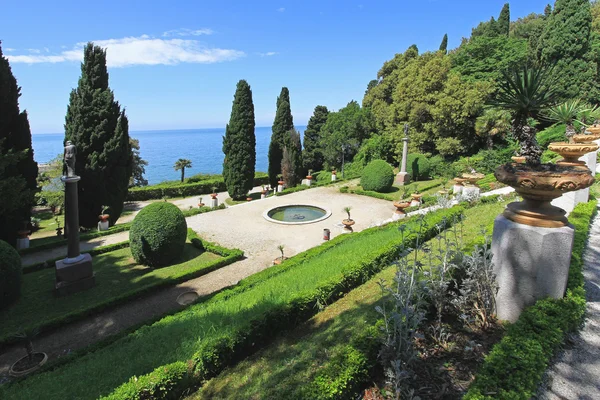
[32,126,305,185]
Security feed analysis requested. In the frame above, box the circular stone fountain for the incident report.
[263,204,331,225]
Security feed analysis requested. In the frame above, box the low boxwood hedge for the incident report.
[464,199,597,400]
[0,240,22,310]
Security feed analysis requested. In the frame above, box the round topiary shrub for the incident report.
[406,153,431,181]
[0,240,22,310]
[360,160,395,192]
[129,202,188,268]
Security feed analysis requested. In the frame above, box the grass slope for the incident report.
[190,201,507,399]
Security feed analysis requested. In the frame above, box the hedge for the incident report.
[0,240,22,311]
[464,199,598,400]
[274,174,359,197]
[0,206,463,400]
[127,173,270,201]
[360,160,394,192]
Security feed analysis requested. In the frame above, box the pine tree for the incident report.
[537,0,599,102]
[302,105,329,173]
[0,42,38,246]
[268,87,294,186]
[281,129,302,187]
[439,34,448,53]
[544,4,552,17]
[65,43,132,228]
[223,79,256,199]
[497,4,510,36]
[129,138,148,187]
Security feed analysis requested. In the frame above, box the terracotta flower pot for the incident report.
[246,197,253,202]
[411,193,422,200]
[342,219,355,228]
[494,163,595,228]
[547,142,599,167]
[278,180,285,185]
[453,177,467,186]
[17,229,30,239]
[210,193,218,199]
[198,203,205,208]
[511,156,526,164]
[306,176,313,180]
[393,201,411,214]
[273,256,288,265]
[332,170,337,175]
[99,214,110,222]
[462,172,485,186]
[573,134,600,144]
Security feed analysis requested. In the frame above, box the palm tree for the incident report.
[475,108,512,150]
[173,159,192,183]
[545,99,588,143]
[343,206,352,221]
[489,65,558,165]
[577,103,600,130]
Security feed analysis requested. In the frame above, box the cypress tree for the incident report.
[497,4,510,36]
[439,34,448,53]
[268,87,294,186]
[65,43,132,228]
[222,79,256,199]
[537,0,598,102]
[302,105,329,173]
[0,42,38,246]
[544,4,552,17]
[281,129,302,187]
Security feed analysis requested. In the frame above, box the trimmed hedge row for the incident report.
[98,206,464,400]
[127,173,270,201]
[273,175,359,197]
[464,199,598,400]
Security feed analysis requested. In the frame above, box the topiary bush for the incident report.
[129,202,188,268]
[360,160,394,192]
[406,153,431,181]
[0,240,22,310]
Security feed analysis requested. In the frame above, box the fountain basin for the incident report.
[263,204,331,225]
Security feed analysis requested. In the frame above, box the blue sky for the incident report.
[3,0,550,134]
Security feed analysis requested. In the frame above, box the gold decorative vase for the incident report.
[462,172,485,187]
[587,124,600,135]
[494,163,595,228]
[511,156,526,164]
[547,142,598,167]
[572,134,600,144]
[393,201,411,215]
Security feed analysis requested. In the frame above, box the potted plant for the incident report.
[9,329,47,377]
[277,174,285,186]
[198,197,205,208]
[342,206,355,229]
[261,185,268,196]
[490,65,594,228]
[55,217,63,237]
[273,244,287,265]
[393,200,412,216]
[210,186,218,199]
[411,189,423,201]
[99,205,110,222]
[306,169,313,180]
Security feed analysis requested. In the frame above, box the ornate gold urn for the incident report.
[547,142,599,167]
[572,134,600,143]
[495,163,595,228]
[462,172,485,187]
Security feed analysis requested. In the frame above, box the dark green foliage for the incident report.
[497,4,510,36]
[364,79,378,98]
[472,17,498,38]
[439,33,448,53]
[129,138,148,187]
[0,239,22,310]
[0,43,38,246]
[223,80,256,199]
[129,202,187,268]
[320,101,374,168]
[268,87,294,186]
[360,160,394,192]
[406,153,431,181]
[353,135,395,167]
[302,105,329,173]
[511,12,547,55]
[537,0,599,103]
[281,129,302,187]
[64,43,132,228]
[465,200,596,399]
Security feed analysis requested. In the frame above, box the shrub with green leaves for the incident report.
[129,202,187,268]
[360,160,394,192]
[406,153,431,181]
[0,240,22,310]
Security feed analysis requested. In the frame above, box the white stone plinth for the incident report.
[97,220,109,231]
[395,171,410,186]
[491,214,575,322]
[331,174,337,182]
[16,237,30,250]
[211,197,218,208]
[261,193,266,199]
[453,185,463,195]
[410,200,420,207]
[391,212,406,221]
[278,184,283,192]
[461,186,481,199]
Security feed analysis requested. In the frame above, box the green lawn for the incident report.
[225,191,263,206]
[0,243,226,344]
[30,211,64,239]
[191,201,507,399]
[347,178,445,202]
[0,207,460,400]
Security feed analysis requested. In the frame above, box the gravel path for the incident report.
[538,203,600,400]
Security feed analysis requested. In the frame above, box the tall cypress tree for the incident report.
[0,42,38,246]
[223,80,256,199]
[268,87,294,186]
[302,105,329,173]
[497,4,510,36]
[439,34,448,53]
[65,42,131,228]
[281,129,303,187]
[537,0,599,102]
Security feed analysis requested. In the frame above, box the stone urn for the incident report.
[453,177,467,186]
[393,201,411,216]
[462,172,485,187]
[547,142,599,168]
[573,133,600,144]
[587,124,600,135]
[494,163,595,228]
[9,352,48,377]
[511,155,526,164]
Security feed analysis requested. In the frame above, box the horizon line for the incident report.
[31,125,308,135]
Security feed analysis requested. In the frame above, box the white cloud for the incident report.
[28,48,41,54]
[7,34,245,67]
[44,47,50,53]
[277,7,285,12]
[259,51,278,57]
[162,28,213,37]
[4,48,15,52]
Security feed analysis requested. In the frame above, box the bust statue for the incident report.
[63,141,77,177]
[403,123,409,138]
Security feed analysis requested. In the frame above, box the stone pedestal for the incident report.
[261,193,266,199]
[395,172,410,186]
[491,215,575,322]
[211,197,218,208]
[391,212,406,221]
[453,185,463,195]
[278,184,284,192]
[16,237,30,250]
[462,186,481,199]
[55,253,95,296]
[410,200,420,207]
[305,178,312,187]
[97,220,109,231]
[331,174,337,182]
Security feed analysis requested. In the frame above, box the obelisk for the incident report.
[55,141,95,296]
[395,124,411,185]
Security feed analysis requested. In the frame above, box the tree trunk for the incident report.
[181,168,185,183]
[512,121,541,166]
[487,134,494,150]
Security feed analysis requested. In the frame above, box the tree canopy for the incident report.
[302,105,329,173]
[268,87,294,186]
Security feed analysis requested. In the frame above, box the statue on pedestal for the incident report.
[63,141,77,177]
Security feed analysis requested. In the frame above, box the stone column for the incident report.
[396,137,410,185]
[55,176,95,296]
